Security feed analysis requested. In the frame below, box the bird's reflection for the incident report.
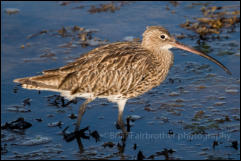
[62,116,130,155]
[62,126,89,153]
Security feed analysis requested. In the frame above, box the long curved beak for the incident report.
[172,41,232,75]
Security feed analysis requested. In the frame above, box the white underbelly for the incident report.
[61,91,124,102]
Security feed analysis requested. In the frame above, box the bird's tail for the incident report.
[13,74,61,90]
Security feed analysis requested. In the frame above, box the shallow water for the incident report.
[1,1,240,160]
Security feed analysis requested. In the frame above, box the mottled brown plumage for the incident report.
[14,26,230,133]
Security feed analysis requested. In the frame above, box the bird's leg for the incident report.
[116,99,128,140]
[75,98,94,132]
[76,134,84,153]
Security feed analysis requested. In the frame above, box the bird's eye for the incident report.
[160,35,166,40]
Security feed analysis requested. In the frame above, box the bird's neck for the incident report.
[142,46,173,67]
[141,40,174,70]
[152,49,174,84]
[155,49,174,70]
[141,40,172,63]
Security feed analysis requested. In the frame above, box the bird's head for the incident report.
[141,26,231,75]
[142,26,175,50]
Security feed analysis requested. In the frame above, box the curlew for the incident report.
[14,26,231,134]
